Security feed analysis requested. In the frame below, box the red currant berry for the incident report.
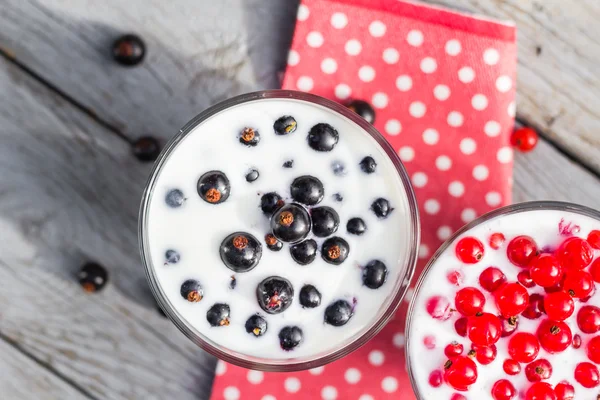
[508,332,540,363]
[578,306,600,334]
[518,270,536,288]
[525,359,553,382]
[467,313,501,346]
[530,254,563,287]
[588,230,600,249]
[572,334,582,349]
[590,258,600,283]
[423,335,436,349]
[490,232,506,250]
[574,362,600,388]
[543,291,574,321]
[556,237,593,270]
[474,344,497,365]
[428,369,443,387]
[562,269,594,298]
[444,342,464,358]
[455,317,468,337]
[587,336,600,364]
[444,356,478,391]
[447,270,464,286]
[503,359,521,375]
[537,319,572,353]
[455,287,485,316]
[507,235,538,267]
[554,382,574,400]
[450,394,466,400]
[495,282,529,317]
[501,316,519,337]
[523,293,546,320]
[544,277,565,294]
[525,382,557,400]
[511,127,538,152]
[426,296,452,320]
[479,267,507,292]
[456,237,485,264]
[492,379,516,400]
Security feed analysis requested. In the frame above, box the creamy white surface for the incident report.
[146,98,413,360]
[408,209,600,398]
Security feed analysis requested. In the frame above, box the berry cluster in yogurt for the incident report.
[407,207,600,399]
[144,97,414,360]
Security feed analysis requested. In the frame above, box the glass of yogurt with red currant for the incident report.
[139,90,419,371]
[406,201,600,400]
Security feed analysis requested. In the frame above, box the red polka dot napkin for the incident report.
[211,0,516,399]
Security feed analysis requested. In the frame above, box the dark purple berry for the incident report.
[347,100,375,124]
[180,279,203,302]
[347,218,367,235]
[324,299,354,326]
[283,160,294,168]
[239,127,260,146]
[78,262,108,293]
[132,136,160,162]
[279,326,303,350]
[197,171,230,204]
[333,193,343,202]
[321,237,350,265]
[245,314,267,337]
[206,303,230,327]
[112,34,145,66]
[290,239,317,265]
[290,175,324,206]
[245,168,259,182]
[359,156,377,173]
[299,285,321,308]
[165,249,180,264]
[311,206,340,237]
[271,203,311,243]
[256,276,294,314]
[274,116,297,135]
[260,192,283,215]
[229,276,237,290]
[362,260,388,289]
[265,234,283,251]
[165,189,185,208]
[308,123,339,152]
[371,198,393,219]
[219,232,262,272]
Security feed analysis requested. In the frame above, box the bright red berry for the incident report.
[455,287,486,316]
[578,306,600,334]
[574,362,600,388]
[426,296,452,320]
[537,319,572,353]
[556,237,593,270]
[492,379,516,400]
[523,293,546,320]
[525,382,557,400]
[562,270,594,298]
[467,313,502,346]
[447,270,464,286]
[587,336,600,364]
[450,394,466,400]
[511,127,538,152]
[489,233,506,250]
[554,382,574,400]
[454,317,468,337]
[428,369,443,387]
[456,237,485,264]
[590,259,600,283]
[518,270,536,288]
[508,332,540,363]
[495,282,529,317]
[500,316,519,337]
[444,356,478,391]
[507,235,538,267]
[423,335,436,349]
[530,254,563,287]
[526,359,553,382]
[444,342,464,358]
[479,267,507,292]
[544,291,574,321]
[573,334,582,349]
[588,230,600,249]
[474,344,497,365]
[503,359,521,375]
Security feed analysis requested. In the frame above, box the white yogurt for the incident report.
[408,207,600,398]
[144,97,414,361]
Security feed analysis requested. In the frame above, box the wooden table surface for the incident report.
[0,1,599,399]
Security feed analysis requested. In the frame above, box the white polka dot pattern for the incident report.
[368,350,385,366]
[284,377,301,393]
[330,12,348,29]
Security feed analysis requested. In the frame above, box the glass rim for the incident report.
[404,200,600,398]
[139,89,420,371]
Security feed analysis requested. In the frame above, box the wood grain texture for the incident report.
[0,339,89,399]
[0,0,298,142]
[423,0,600,175]
[0,58,215,400]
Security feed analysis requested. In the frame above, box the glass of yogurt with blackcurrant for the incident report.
[139,90,419,370]
[406,201,600,399]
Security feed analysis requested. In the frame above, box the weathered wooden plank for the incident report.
[0,58,215,399]
[0,339,89,400]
